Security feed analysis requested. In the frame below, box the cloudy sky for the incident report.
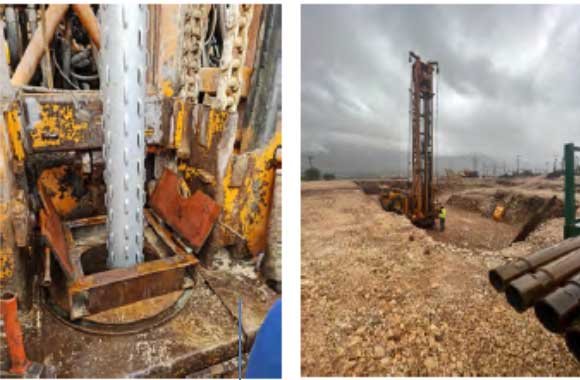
[301,5,580,177]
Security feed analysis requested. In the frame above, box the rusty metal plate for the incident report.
[150,169,221,252]
[68,254,198,319]
[21,92,103,152]
[38,185,77,280]
[17,92,173,152]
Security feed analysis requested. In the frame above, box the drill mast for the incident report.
[409,51,438,227]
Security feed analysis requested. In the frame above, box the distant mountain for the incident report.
[301,140,504,179]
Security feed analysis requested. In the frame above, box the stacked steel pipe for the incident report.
[489,236,580,360]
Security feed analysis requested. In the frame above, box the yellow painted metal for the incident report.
[0,204,14,281]
[37,166,79,216]
[173,99,184,148]
[207,109,227,148]
[177,161,216,186]
[222,130,281,255]
[162,80,174,98]
[0,112,15,282]
[4,41,9,66]
[493,205,505,222]
[30,103,89,148]
[0,246,14,280]
[5,108,24,160]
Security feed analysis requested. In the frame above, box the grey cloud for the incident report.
[302,5,580,176]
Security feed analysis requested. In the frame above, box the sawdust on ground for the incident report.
[301,180,579,376]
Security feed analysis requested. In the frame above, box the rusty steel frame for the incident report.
[68,254,196,320]
[38,184,77,280]
[38,184,199,320]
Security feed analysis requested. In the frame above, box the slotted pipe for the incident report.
[100,5,147,268]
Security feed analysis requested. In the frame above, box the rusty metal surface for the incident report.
[68,254,197,319]
[10,4,69,86]
[23,278,246,377]
[199,67,252,97]
[14,91,179,153]
[85,290,184,325]
[200,267,277,345]
[41,216,197,321]
[38,185,77,280]
[37,162,106,220]
[144,209,190,257]
[243,5,263,68]
[11,190,30,247]
[180,107,232,197]
[150,169,221,251]
[70,5,100,49]
[20,91,103,152]
[64,215,106,229]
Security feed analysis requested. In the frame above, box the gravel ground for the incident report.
[301,180,580,376]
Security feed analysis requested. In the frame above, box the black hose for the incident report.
[52,49,80,90]
[69,70,99,81]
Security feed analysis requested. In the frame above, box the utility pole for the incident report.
[516,155,520,176]
[307,155,314,169]
[473,153,478,173]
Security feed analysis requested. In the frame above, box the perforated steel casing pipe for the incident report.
[99,5,147,268]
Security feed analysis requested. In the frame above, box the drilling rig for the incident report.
[380,51,439,228]
[0,4,281,377]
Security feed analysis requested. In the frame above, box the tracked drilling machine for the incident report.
[380,51,439,228]
[0,4,281,377]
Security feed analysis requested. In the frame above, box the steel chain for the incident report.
[181,4,208,103]
[216,4,253,111]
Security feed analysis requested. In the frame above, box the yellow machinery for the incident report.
[379,189,409,216]
[0,4,281,377]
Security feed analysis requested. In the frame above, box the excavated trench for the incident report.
[357,180,565,251]
[428,189,564,251]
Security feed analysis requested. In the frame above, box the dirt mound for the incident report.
[496,179,518,187]
[355,180,383,195]
[446,189,563,226]
[355,179,409,195]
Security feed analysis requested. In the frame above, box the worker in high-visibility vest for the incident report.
[439,206,446,232]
